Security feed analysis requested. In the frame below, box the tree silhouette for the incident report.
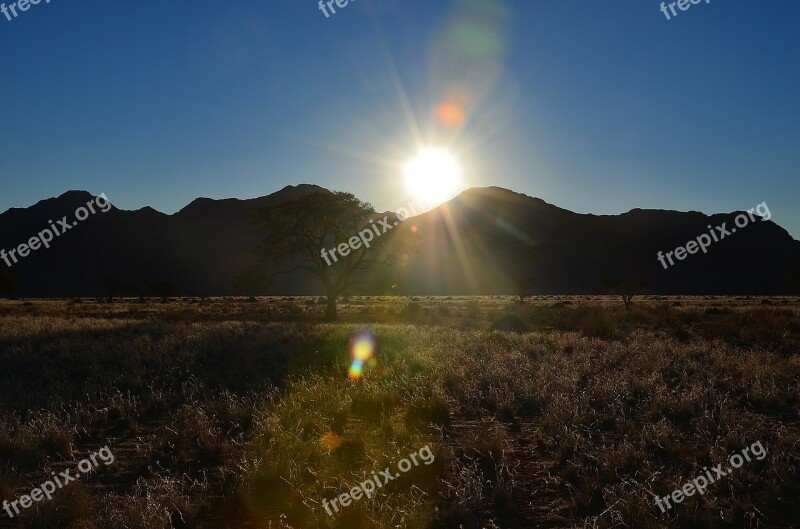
[511,274,535,303]
[246,191,397,320]
[604,278,650,311]
[0,268,18,298]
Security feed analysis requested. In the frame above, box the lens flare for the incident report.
[352,333,376,362]
[436,102,467,127]
[430,0,512,132]
[348,359,364,380]
[348,330,376,380]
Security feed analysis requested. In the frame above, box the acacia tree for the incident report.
[511,275,535,303]
[246,191,396,321]
[604,278,650,311]
[497,247,536,303]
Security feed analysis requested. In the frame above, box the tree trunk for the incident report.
[325,293,338,321]
[623,295,633,311]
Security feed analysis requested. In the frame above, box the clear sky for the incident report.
[1,0,798,238]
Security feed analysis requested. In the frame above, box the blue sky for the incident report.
[1,0,798,238]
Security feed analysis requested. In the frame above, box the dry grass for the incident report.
[0,296,798,528]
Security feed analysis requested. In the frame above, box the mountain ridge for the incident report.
[1,185,797,296]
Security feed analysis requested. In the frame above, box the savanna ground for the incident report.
[0,295,799,529]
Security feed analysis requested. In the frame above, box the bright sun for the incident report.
[404,148,463,206]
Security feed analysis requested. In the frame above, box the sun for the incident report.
[404,148,463,206]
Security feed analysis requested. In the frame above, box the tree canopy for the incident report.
[244,191,400,320]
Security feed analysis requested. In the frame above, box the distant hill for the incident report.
[0,185,328,297]
[0,186,798,296]
[390,187,800,295]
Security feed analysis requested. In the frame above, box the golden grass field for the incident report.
[0,296,798,528]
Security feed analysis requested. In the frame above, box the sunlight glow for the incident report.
[404,148,463,206]
[348,331,376,380]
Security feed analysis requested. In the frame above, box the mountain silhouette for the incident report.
[389,187,800,294]
[0,186,797,297]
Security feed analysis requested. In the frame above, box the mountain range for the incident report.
[1,186,798,297]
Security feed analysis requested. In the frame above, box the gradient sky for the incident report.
[1,0,798,238]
